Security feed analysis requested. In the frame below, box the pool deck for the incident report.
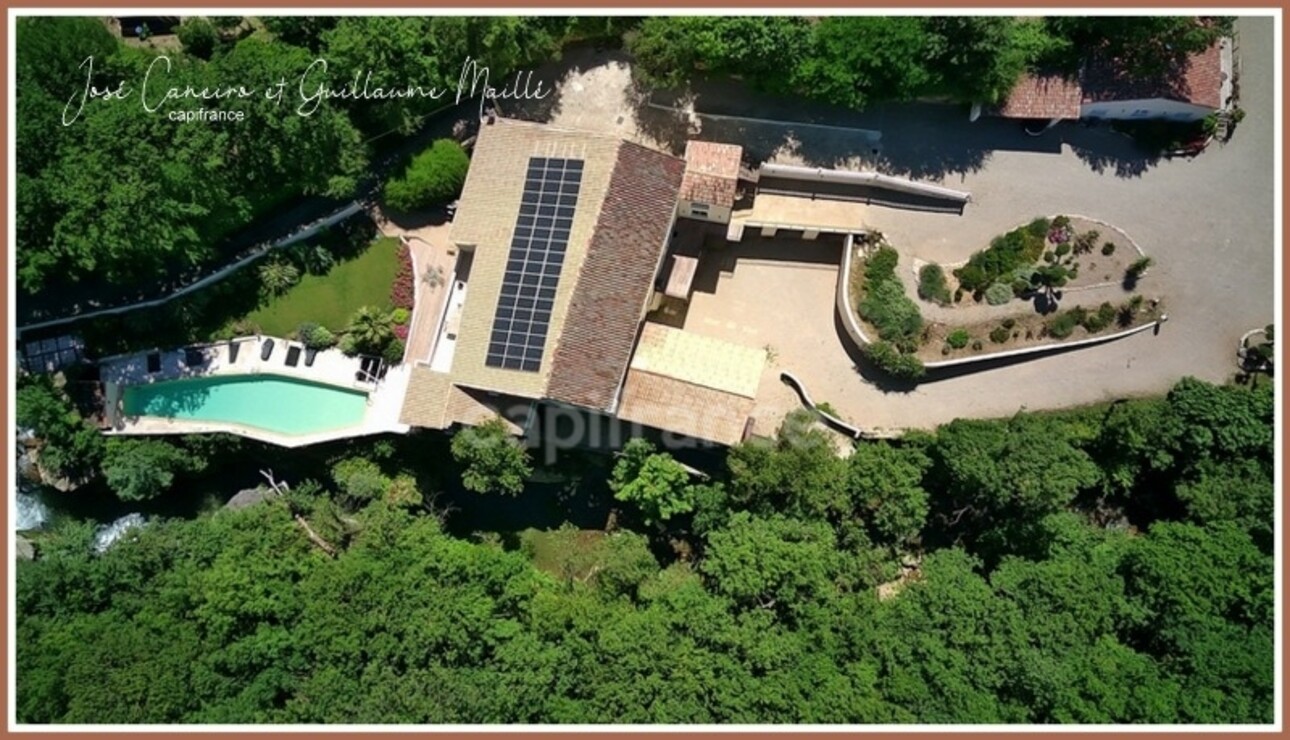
[100,336,412,448]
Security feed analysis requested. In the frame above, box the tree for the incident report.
[345,306,394,355]
[791,17,932,109]
[1046,16,1234,77]
[100,438,202,501]
[330,457,390,504]
[177,17,219,59]
[727,410,850,520]
[701,512,839,613]
[383,139,470,212]
[450,417,532,496]
[847,442,930,546]
[923,17,1041,104]
[17,376,105,481]
[262,16,340,51]
[609,439,696,526]
[928,414,1101,554]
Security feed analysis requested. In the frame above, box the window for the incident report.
[690,202,710,218]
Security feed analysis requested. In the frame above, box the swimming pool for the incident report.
[122,375,369,437]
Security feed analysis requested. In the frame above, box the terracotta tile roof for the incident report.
[1081,41,1226,109]
[617,370,755,446]
[680,140,742,207]
[996,73,1083,119]
[546,142,685,411]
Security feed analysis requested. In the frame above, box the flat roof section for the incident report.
[629,323,767,399]
[617,370,755,447]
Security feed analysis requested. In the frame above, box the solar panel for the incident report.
[485,156,584,372]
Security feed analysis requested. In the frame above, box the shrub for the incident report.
[391,308,410,325]
[1101,242,1117,256]
[382,338,406,365]
[1054,243,1071,258]
[1073,229,1100,254]
[177,17,218,59]
[989,326,1011,344]
[863,246,899,284]
[946,329,970,349]
[297,322,336,349]
[390,244,416,310]
[258,259,300,296]
[393,323,409,341]
[955,224,1045,293]
[984,282,1013,306]
[1047,310,1082,339]
[383,139,470,212]
[1051,215,1071,230]
[862,341,925,379]
[1127,256,1153,277]
[1082,310,1109,333]
[859,279,923,344]
[953,288,964,303]
[1025,217,1051,238]
[1001,318,1016,330]
[971,340,983,351]
[917,264,952,305]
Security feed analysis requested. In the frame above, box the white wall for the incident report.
[677,199,732,225]
[1079,98,1213,122]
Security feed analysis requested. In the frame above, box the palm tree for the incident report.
[346,306,393,355]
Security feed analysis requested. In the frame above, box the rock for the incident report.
[224,487,270,510]
[16,536,35,561]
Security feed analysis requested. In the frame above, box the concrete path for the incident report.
[518,17,1275,429]
[373,206,458,365]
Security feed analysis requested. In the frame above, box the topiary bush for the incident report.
[989,326,1011,344]
[383,139,470,212]
[1101,242,1117,256]
[984,282,1013,306]
[390,307,410,325]
[946,329,970,349]
[917,263,952,305]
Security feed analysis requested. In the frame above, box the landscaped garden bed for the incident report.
[921,296,1164,363]
[914,215,1147,309]
[848,232,1164,373]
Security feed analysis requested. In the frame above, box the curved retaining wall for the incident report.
[779,371,866,440]
[836,235,874,349]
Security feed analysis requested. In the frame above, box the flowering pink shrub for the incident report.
[394,323,409,341]
[390,244,415,310]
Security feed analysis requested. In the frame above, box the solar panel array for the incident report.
[485,156,584,372]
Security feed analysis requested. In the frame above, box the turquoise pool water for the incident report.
[122,375,369,436]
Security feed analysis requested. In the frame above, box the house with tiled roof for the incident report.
[988,37,1234,127]
[397,118,772,446]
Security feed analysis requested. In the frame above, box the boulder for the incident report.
[224,487,270,510]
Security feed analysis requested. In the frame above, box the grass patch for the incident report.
[234,237,401,335]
